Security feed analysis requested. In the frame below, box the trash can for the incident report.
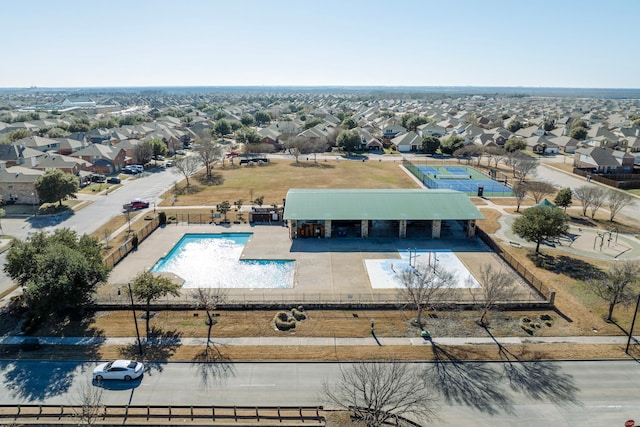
[477,186,484,197]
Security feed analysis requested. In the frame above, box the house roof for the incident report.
[283,189,484,221]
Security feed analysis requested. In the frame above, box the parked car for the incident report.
[152,155,165,161]
[93,360,144,381]
[123,199,149,211]
[175,150,186,155]
[90,174,106,183]
[165,160,174,167]
[107,177,121,184]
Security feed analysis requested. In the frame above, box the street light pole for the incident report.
[625,294,640,355]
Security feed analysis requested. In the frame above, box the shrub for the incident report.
[274,311,296,331]
[291,307,307,321]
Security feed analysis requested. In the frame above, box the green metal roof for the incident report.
[283,189,484,221]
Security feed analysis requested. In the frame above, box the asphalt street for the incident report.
[0,360,638,426]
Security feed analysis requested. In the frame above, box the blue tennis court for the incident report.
[411,164,513,195]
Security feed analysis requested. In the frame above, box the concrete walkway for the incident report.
[0,334,633,347]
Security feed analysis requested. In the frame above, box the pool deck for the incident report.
[103,223,537,305]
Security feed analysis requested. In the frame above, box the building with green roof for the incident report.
[283,189,484,239]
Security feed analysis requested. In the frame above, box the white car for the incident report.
[93,360,144,381]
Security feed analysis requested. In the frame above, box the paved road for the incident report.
[0,360,638,426]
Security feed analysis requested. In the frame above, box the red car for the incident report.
[123,200,149,211]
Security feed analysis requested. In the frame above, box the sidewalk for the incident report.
[0,334,632,347]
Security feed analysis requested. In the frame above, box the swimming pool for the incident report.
[151,233,295,289]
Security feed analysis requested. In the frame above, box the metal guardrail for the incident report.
[0,404,325,425]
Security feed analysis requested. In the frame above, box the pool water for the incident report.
[151,233,294,289]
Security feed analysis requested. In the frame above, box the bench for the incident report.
[509,241,521,247]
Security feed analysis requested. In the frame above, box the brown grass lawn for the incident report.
[160,159,419,207]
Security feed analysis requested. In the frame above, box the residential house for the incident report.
[54,137,89,155]
[15,136,60,152]
[0,166,44,204]
[0,144,45,167]
[548,135,580,154]
[391,131,421,152]
[417,122,446,138]
[525,136,559,154]
[31,153,92,175]
[72,144,125,174]
[574,146,634,173]
[381,123,407,139]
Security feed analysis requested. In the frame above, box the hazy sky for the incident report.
[3,0,639,88]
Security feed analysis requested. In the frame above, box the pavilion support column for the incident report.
[467,220,476,238]
[290,220,297,239]
[361,220,369,239]
[325,220,332,238]
[432,219,441,239]
[399,219,407,239]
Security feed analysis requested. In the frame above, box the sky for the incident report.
[2,0,639,89]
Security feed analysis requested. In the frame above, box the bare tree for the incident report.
[102,228,112,249]
[486,146,506,168]
[514,156,538,182]
[573,185,593,216]
[72,379,105,426]
[133,140,153,164]
[397,263,455,329]
[587,187,608,219]
[308,140,328,162]
[607,190,635,222]
[284,136,307,163]
[194,137,222,178]
[527,181,555,204]
[323,361,439,427]
[173,155,203,187]
[471,264,515,327]
[512,182,527,212]
[195,287,228,346]
[588,262,640,322]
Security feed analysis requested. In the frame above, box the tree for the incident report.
[239,114,255,126]
[485,146,507,168]
[504,136,526,152]
[5,128,32,142]
[4,229,109,321]
[194,137,222,178]
[130,271,181,337]
[217,200,231,221]
[512,205,569,254]
[254,110,271,125]
[439,135,464,154]
[72,379,105,426]
[422,136,441,154]
[569,127,588,140]
[323,361,438,427]
[507,120,523,133]
[253,195,264,206]
[337,129,361,155]
[607,191,634,222]
[588,262,640,322]
[303,117,324,129]
[149,138,167,163]
[574,185,607,219]
[212,119,232,139]
[471,264,514,326]
[173,155,202,187]
[505,151,537,182]
[405,116,429,131]
[554,187,573,212]
[527,181,555,204]
[236,127,261,144]
[284,137,309,163]
[195,287,228,346]
[397,263,455,329]
[134,140,153,164]
[35,168,79,207]
[341,116,358,129]
[512,182,527,213]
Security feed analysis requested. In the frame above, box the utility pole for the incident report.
[128,283,144,356]
[625,294,640,355]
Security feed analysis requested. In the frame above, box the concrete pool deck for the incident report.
[103,223,538,305]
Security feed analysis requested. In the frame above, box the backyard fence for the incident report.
[573,168,640,189]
